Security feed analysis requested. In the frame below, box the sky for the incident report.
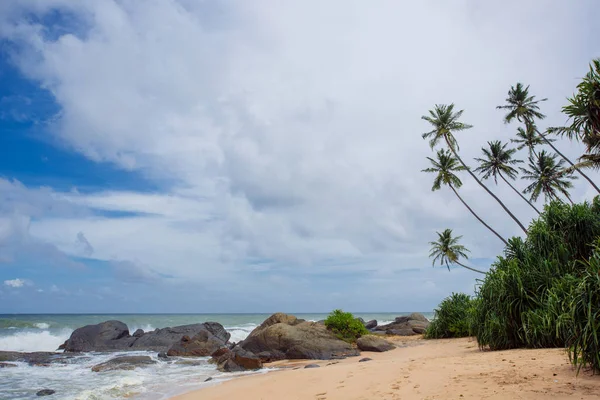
[0,0,599,313]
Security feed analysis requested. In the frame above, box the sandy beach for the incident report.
[174,336,600,400]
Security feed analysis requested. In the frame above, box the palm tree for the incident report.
[520,150,577,204]
[422,104,527,233]
[474,140,540,214]
[498,82,600,194]
[422,149,508,245]
[511,125,546,157]
[429,229,485,274]
[549,59,600,171]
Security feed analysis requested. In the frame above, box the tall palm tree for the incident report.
[423,149,509,246]
[422,104,527,233]
[549,59,600,170]
[520,150,577,204]
[498,83,600,194]
[474,140,540,214]
[511,125,546,157]
[429,229,485,274]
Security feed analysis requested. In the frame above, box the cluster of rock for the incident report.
[3,312,429,380]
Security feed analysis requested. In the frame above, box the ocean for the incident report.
[0,312,433,399]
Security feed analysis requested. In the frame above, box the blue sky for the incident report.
[0,0,599,313]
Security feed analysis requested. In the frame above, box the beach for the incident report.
[174,336,600,400]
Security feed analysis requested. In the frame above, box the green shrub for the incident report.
[324,309,368,342]
[425,292,475,339]
[472,198,600,373]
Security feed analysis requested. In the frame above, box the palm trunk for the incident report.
[455,260,486,275]
[449,185,509,246]
[528,121,600,194]
[499,173,540,215]
[445,137,527,234]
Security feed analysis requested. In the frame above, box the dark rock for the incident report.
[304,363,320,368]
[356,335,395,352]
[167,330,227,357]
[36,389,56,396]
[211,347,229,358]
[0,351,63,365]
[133,329,145,338]
[157,352,169,360]
[204,377,213,382]
[214,346,262,372]
[359,357,373,362]
[64,321,133,352]
[364,320,377,330]
[373,314,430,336]
[91,356,157,372]
[239,313,359,362]
[131,323,230,352]
[57,341,67,351]
[0,362,17,368]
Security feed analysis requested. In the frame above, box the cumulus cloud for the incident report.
[0,0,599,310]
[4,278,26,288]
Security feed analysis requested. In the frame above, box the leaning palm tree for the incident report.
[511,125,546,157]
[498,82,600,194]
[422,148,508,245]
[549,59,600,170]
[429,229,485,274]
[474,140,540,214]
[520,150,577,204]
[422,104,527,233]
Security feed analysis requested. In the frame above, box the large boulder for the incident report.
[91,356,157,372]
[356,335,395,352]
[214,346,262,372]
[239,313,360,361]
[0,351,63,365]
[167,330,228,357]
[63,321,134,352]
[364,320,378,330]
[373,314,430,336]
[63,321,230,353]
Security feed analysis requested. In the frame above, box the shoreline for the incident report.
[172,336,600,400]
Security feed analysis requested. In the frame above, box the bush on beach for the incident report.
[424,292,475,339]
[324,309,369,343]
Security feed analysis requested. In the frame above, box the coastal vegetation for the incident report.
[423,58,600,373]
[324,309,369,342]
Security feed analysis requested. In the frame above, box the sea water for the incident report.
[0,312,433,399]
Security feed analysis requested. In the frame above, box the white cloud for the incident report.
[4,278,26,288]
[0,0,599,309]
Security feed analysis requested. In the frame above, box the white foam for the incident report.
[0,329,72,352]
[34,322,51,329]
[129,324,156,334]
[226,324,257,343]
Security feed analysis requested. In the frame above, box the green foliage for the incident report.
[324,309,368,342]
[472,198,600,373]
[425,293,475,339]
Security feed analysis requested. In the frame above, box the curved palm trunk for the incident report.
[445,137,527,234]
[499,173,540,215]
[455,260,486,275]
[527,121,600,194]
[449,185,509,246]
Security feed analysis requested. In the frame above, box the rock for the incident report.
[64,321,133,352]
[131,323,230,352]
[57,341,67,351]
[409,313,429,323]
[157,352,169,360]
[167,330,228,357]
[91,356,157,372]
[214,346,262,372]
[211,347,229,358]
[0,351,62,365]
[36,389,56,396]
[359,357,372,362]
[356,336,395,352]
[239,313,360,361]
[0,362,17,368]
[373,314,430,336]
[133,329,145,338]
[365,320,377,330]
[304,363,320,368]
[204,377,213,382]
[63,320,230,353]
